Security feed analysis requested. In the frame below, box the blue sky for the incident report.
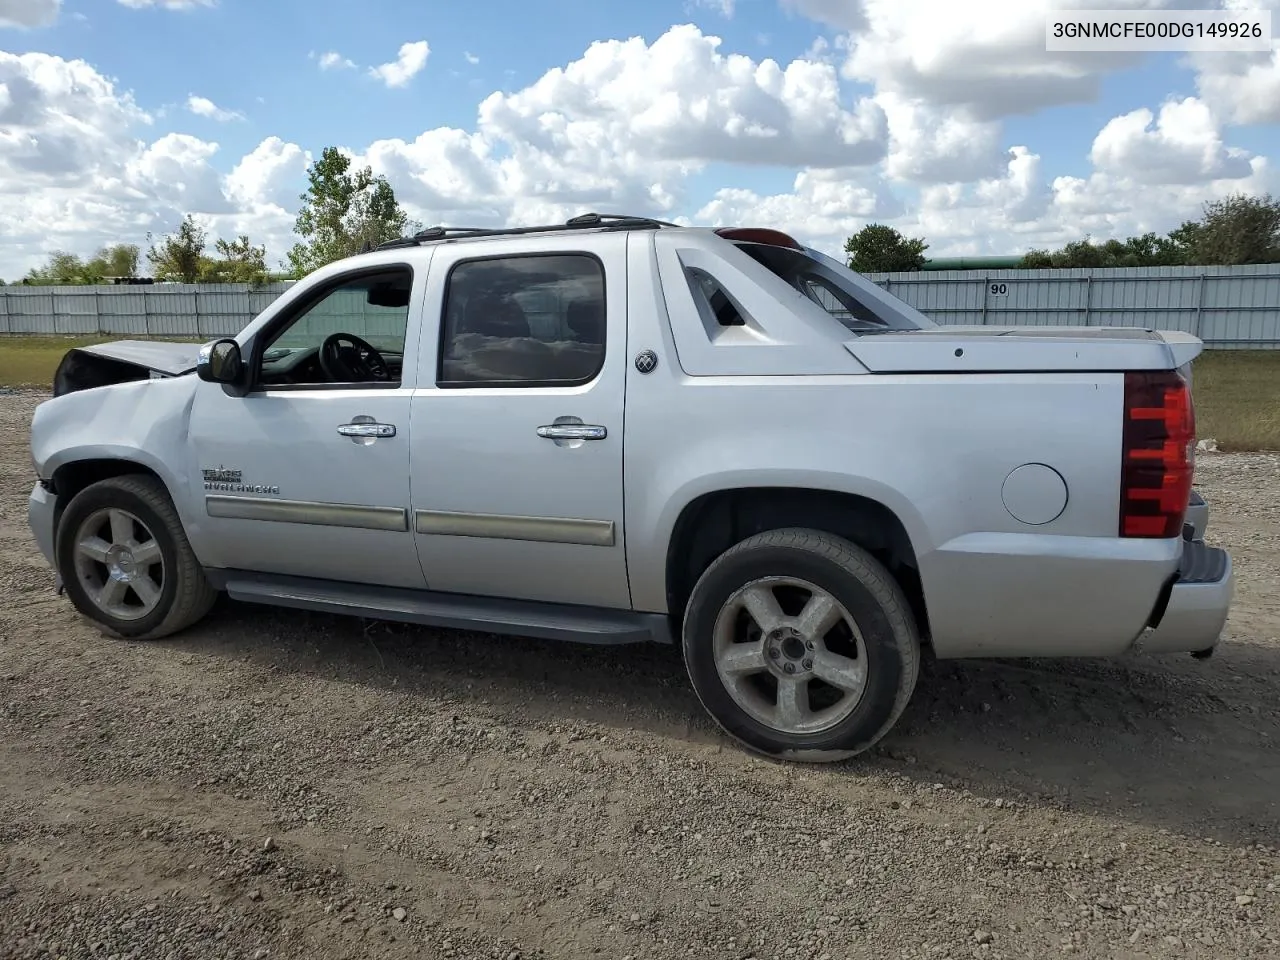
[0,0,1277,276]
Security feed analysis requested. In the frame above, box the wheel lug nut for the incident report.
[803,659,813,670]
[806,641,815,650]
[769,648,780,660]
[783,663,795,674]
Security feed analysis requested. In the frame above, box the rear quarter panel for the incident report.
[622,367,1184,657]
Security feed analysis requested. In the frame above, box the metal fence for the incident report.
[0,282,295,338]
[3,263,1280,348]
[864,263,1280,348]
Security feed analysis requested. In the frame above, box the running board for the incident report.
[211,571,673,646]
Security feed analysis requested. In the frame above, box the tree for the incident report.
[201,235,269,284]
[1179,193,1280,265]
[21,243,141,285]
[844,224,929,273]
[89,243,141,279]
[24,252,93,285]
[147,215,207,282]
[1020,234,1189,269]
[1021,193,1280,269]
[286,146,412,277]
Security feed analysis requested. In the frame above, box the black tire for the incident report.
[55,474,217,641]
[681,527,920,762]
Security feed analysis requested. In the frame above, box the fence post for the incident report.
[1193,272,1206,339]
[980,274,989,325]
[1083,275,1092,327]
[143,285,151,338]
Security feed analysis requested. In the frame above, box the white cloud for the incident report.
[1195,53,1280,124]
[0,50,150,186]
[692,167,902,244]
[123,133,228,213]
[369,40,430,88]
[1090,97,1254,184]
[0,0,60,28]
[679,133,1269,264]
[316,50,356,71]
[0,51,293,277]
[464,51,480,65]
[476,24,886,171]
[690,0,736,16]
[116,0,215,9]
[792,0,1205,120]
[186,94,243,122]
[876,93,1003,184]
[1189,0,1280,124]
[225,136,310,211]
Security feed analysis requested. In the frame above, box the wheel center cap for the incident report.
[764,626,813,675]
[105,545,138,582]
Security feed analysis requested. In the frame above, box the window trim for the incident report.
[247,262,415,394]
[434,250,608,390]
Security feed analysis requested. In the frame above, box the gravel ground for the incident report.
[1,388,1277,960]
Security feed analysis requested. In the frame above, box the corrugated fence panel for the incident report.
[1,271,1278,347]
[5,288,57,334]
[867,265,1280,348]
[95,288,151,336]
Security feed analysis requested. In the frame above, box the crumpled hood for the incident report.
[75,339,202,376]
[52,339,202,397]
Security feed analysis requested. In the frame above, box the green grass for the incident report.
[1190,351,1280,452]
[1,336,1277,450]
[0,335,200,389]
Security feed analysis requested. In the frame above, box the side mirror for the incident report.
[196,339,243,384]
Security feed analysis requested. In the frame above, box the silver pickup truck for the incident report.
[26,214,1233,761]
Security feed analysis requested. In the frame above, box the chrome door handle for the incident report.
[338,420,396,442]
[536,424,607,441]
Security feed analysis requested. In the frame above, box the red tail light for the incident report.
[1120,370,1196,538]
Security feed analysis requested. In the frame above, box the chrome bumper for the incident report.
[1135,540,1233,655]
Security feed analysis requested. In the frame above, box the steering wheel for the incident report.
[318,332,392,383]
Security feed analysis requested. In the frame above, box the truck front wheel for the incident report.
[55,474,217,641]
[682,528,920,761]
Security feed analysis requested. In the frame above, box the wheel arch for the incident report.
[49,454,178,553]
[663,486,931,643]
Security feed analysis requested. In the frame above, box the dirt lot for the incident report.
[1,389,1277,960]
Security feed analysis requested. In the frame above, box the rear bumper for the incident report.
[922,524,1232,659]
[1132,540,1233,655]
[27,481,58,568]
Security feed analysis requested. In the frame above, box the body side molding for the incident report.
[414,509,616,546]
[206,495,409,532]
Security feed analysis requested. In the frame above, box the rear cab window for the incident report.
[437,254,606,387]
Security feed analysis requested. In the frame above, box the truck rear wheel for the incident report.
[55,474,217,641]
[682,528,920,761]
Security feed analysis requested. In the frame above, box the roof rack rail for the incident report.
[372,212,678,252]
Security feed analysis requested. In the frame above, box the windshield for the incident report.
[735,241,936,333]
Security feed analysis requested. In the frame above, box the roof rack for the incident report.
[373,212,679,252]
